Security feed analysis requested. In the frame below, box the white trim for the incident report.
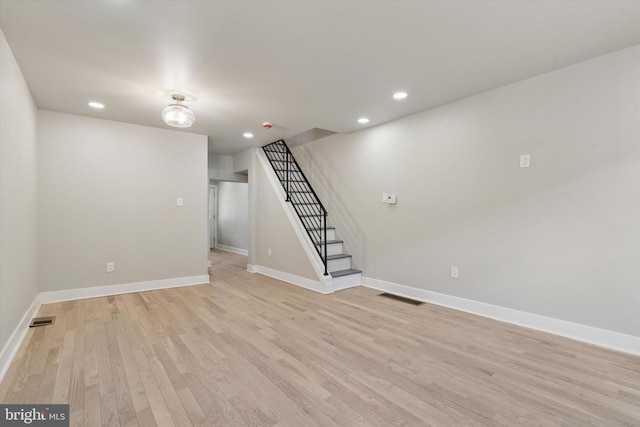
[328,273,362,293]
[362,276,640,356]
[216,244,249,256]
[39,275,211,304]
[248,264,329,294]
[0,295,41,382]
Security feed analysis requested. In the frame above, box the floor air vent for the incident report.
[379,293,424,305]
[29,316,55,327]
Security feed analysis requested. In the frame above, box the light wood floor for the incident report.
[1,250,639,426]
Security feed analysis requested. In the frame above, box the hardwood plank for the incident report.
[1,249,638,427]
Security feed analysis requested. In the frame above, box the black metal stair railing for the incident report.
[262,140,329,275]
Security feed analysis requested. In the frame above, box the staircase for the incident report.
[262,140,361,284]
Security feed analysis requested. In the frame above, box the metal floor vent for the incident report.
[379,293,424,305]
[29,316,56,327]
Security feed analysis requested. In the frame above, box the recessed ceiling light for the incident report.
[393,91,408,100]
[243,132,254,138]
[88,101,105,109]
[358,117,370,124]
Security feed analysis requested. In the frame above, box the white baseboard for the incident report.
[0,295,41,382]
[247,264,329,294]
[216,245,249,256]
[362,277,640,357]
[39,275,211,304]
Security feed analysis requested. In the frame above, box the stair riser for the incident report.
[328,257,351,273]
[306,229,335,242]
[316,242,343,256]
[331,272,362,290]
[319,229,335,240]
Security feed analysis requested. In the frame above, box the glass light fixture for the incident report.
[162,94,195,128]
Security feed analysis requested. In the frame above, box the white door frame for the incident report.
[209,185,217,249]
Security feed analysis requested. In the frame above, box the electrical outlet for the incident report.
[519,154,531,168]
[382,193,388,203]
[177,197,184,206]
[107,262,115,273]
[451,266,459,279]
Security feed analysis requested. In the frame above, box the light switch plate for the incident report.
[520,154,531,168]
[177,197,184,206]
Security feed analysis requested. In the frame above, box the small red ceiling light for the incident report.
[262,122,273,129]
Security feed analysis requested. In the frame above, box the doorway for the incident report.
[209,185,217,249]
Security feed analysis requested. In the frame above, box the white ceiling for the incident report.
[1,1,639,155]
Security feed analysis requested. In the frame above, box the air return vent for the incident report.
[379,293,424,305]
[29,316,55,327]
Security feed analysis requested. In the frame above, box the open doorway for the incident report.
[209,185,217,249]
[210,181,249,256]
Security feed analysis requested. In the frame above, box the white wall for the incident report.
[209,152,248,183]
[0,29,39,355]
[294,46,640,337]
[255,162,318,280]
[216,181,249,251]
[37,111,209,292]
[233,148,253,174]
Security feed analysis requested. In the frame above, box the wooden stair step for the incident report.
[326,254,352,260]
[330,269,361,278]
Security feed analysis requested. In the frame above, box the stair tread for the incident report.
[331,269,362,278]
[307,226,335,230]
[326,254,352,260]
[315,239,343,245]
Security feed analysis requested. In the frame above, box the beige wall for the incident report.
[0,29,39,353]
[294,46,640,336]
[37,111,209,292]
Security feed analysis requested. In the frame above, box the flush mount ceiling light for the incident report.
[393,91,408,100]
[243,132,254,138]
[88,101,105,109]
[358,117,370,124]
[162,94,195,128]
